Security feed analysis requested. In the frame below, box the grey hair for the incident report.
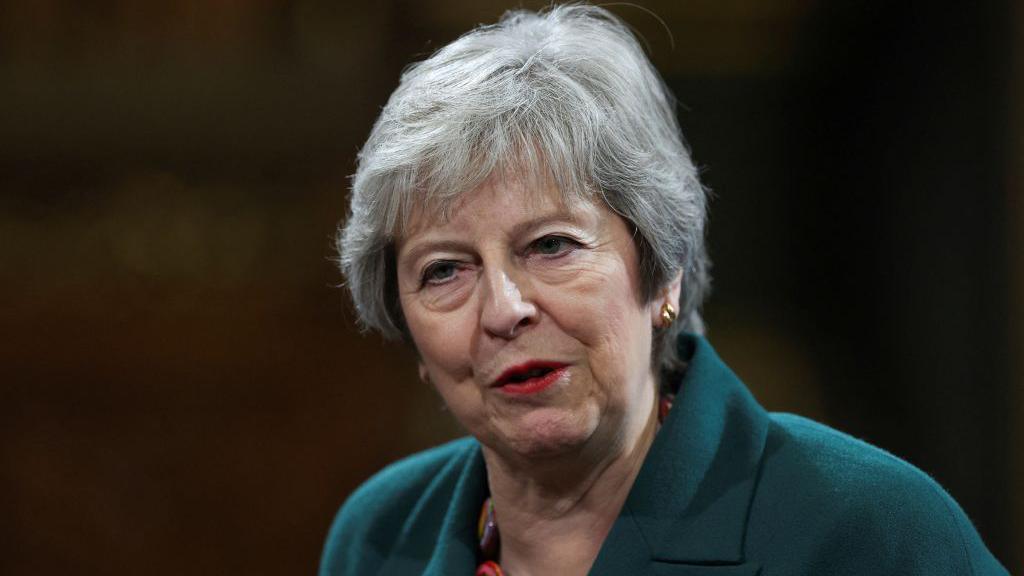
[337,3,710,373]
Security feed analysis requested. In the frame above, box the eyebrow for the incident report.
[508,209,584,238]
[398,210,586,271]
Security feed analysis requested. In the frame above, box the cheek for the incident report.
[405,308,485,422]
[594,299,652,379]
[402,298,475,380]
[552,263,652,381]
[403,305,493,436]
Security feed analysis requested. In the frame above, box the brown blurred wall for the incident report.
[1012,0,1024,570]
[2,1,1020,574]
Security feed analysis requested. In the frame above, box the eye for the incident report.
[530,235,580,257]
[421,261,459,286]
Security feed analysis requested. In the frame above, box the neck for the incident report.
[480,385,659,576]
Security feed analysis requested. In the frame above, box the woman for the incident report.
[321,5,1007,575]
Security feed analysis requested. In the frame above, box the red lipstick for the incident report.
[492,361,569,396]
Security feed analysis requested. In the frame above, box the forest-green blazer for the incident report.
[320,335,1008,575]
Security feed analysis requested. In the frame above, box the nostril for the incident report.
[508,316,532,338]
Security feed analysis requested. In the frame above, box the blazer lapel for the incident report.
[421,448,486,575]
[590,335,768,576]
[378,443,487,576]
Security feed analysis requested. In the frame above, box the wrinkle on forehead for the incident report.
[396,167,595,243]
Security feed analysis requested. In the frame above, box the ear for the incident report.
[650,271,684,327]
[418,362,430,386]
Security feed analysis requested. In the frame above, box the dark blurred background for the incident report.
[2,1,1021,573]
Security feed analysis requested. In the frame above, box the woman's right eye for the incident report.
[421,261,459,286]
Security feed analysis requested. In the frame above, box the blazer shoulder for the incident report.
[319,436,478,576]
[747,413,1007,575]
[766,412,933,490]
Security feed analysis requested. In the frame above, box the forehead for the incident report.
[397,172,597,242]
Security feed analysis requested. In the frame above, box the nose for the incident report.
[480,267,538,339]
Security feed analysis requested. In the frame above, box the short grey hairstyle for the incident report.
[337,3,711,373]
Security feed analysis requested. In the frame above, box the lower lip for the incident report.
[496,367,567,396]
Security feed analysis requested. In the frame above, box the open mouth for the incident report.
[494,362,568,395]
[505,366,554,383]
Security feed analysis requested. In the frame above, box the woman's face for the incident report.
[396,176,667,460]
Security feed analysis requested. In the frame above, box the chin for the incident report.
[492,406,599,460]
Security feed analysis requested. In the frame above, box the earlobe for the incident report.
[418,364,430,386]
[650,271,684,328]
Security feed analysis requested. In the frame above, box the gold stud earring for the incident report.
[659,302,677,328]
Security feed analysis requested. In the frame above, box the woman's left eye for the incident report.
[530,235,580,257]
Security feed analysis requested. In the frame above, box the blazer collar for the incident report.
[381,442,487,575]
[404,334,768,575]
[589,334,769,574]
